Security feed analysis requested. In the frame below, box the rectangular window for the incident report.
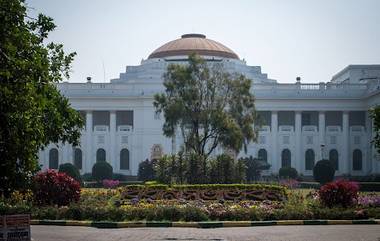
[354,136,361,145]
[283,136,290,145]
[259,136,266,144]
[97,135,105,144]
[121,136,128,144]
[306,136,313,145]
[302,113,311,126]
[330,136,337,145]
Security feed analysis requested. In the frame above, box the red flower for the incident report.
[33,169,81,206]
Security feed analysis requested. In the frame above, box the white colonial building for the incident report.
[38,34,380,177]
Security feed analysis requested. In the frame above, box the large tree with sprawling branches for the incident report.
[0,0,83,195]
[154,54,258,164]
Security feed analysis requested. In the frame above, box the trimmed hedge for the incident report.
[4,202,380,222]
[92,161,113,181]
[279,167,298,179]
[358,182,380,192]
[59,163,81,182]
[313,159,335,185]
[83,181,143,188]
[120,184,288,202]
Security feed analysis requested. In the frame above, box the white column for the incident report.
[110,111,117,170]
[44,149,49,170]
[63,144,71,163]
[372,117,380,173]
[85,111,93,173]
[365,111,372,174]
[271,111,278,172]
[295,111,302,173]
[342,111,350,174]
[319,111,326,160]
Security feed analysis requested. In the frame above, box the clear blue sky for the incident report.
[26,0,380,83]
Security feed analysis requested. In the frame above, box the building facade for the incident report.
[38,34,380,176]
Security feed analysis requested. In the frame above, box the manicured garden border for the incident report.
[30,219,380,228]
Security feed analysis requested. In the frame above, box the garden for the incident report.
[1,167,380,223]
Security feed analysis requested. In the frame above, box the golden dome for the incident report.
[148,34,239,59]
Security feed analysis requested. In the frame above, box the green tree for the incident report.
[154,155,172,184]
[241,156,271,182]
[154,54,258,177]
[370,105,380,154]
[0,0,83,195]
[137,159,156,182]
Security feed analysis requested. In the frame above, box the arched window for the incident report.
[305,149,315,170]
[120,148,130,170]
[281,149,291,168]
[329,149,339,171]
[353,149,362,171]
[96,148,106,163]
[74,148,82,169]
[258,149,268,163]
[49,148,59,169]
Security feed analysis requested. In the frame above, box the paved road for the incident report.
[32,225,380,241]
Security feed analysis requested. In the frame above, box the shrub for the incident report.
[279,167,298,179]
[154,156,172,184]
[279,179,300,189]
[209,154,235,184]
[32,169,80,206]
[59,163,81,182]
[81,173,93,182]
[137,159,155,181]
[102,179,120,189]
[319,179,359,208]
[242,156,270,182]
[313,159,335,185]
[92,161,113,181]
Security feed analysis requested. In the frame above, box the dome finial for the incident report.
[181,33,206,39]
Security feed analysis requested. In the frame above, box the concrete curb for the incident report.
[30,219,380,228]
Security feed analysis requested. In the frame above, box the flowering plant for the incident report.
[33,169,81,206]
[279,179,299,189]
[102,179,120,189]
[318,179,359,208]
[357,194,380,207]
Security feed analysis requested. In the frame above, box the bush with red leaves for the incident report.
[33,169,81,206]
[319,179,359,208]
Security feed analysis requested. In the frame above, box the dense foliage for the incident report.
[313,159,335,184]
[279,167,298,179]
[0,0,83,196]
[32,169,80,206]
[319,179,359,208]
[154,54,258,181]
[241,156,271,182]
[139,154,248,184]
[137,159,156,182]
[92,162,113,181]
[58,163,81,182]
[370,105,380,154]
